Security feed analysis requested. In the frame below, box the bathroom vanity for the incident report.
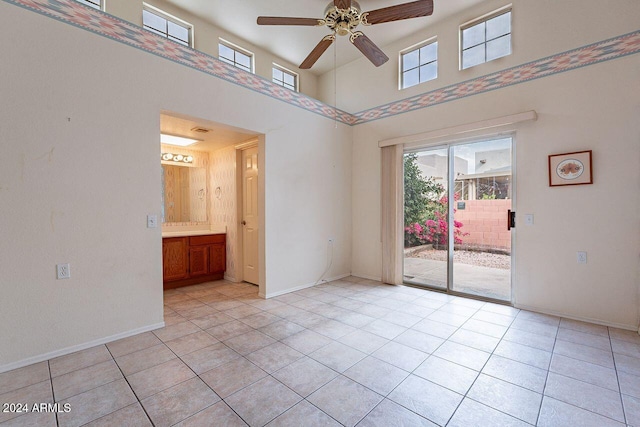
[162,231,226,290]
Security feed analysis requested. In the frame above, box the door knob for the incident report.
[241,220,247,225]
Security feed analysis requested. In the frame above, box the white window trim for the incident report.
[142,2,195,48]
[272,63,299,92]
[398,36,438,90]
[219,38,255,74]
[76,0,104,10]
[459,4,512,70]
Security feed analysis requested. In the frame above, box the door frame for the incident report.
[402,131,517,305]
[235,137,266,297]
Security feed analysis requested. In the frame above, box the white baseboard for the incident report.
[264,273,351,299]
[351,272,382,282]
[514,303,638,332]
[224,274,239,283]
[0,322,165,374]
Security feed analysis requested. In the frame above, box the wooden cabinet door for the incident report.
[209,243,226,273]
[189,246,209,277]
[162,237,189,281]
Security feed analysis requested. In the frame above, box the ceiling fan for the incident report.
[257,0,434,69]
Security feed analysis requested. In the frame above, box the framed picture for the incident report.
[548,150,593,187]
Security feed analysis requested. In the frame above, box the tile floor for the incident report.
[1,277,640,426]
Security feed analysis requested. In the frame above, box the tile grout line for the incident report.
[534,317,559,426]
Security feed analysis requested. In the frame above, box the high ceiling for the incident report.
[163,0,487,75]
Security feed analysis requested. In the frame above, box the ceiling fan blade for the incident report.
[361,0,434,25]
[334,0,352,10]
[300,35,335,69]
[257,17,323,26]
[350,32,389,67]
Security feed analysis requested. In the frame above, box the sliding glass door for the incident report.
[403,137,513,302]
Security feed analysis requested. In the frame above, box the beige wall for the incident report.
[317,0,640,112]
[106,0,318,98]
[0,2,351,370]
[352,55,640,328]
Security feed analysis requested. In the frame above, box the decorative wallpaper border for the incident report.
[352,30,640,124]
[4,0,640,127]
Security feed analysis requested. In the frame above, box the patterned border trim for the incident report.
[352,30,640,124]
[4,0,640,127]
[3,0,357,125]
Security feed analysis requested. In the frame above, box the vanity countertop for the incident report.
[162,228,226,238]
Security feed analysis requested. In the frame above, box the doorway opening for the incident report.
[403,136,514,302]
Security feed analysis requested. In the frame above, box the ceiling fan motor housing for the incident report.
[323,1,362,36]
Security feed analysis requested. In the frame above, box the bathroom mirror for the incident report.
[161,165,208,223]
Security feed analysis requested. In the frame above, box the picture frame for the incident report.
[548,150,593,187]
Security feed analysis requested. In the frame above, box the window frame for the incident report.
[142,3,194,48]
[76,0,103,10]
[218,38,255,74]
[459,5,512,70]
[398,37,438,90]
[272,64,299,92]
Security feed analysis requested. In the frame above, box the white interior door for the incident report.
[242,147,259,285]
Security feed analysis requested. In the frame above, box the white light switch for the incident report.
[147,215,158,228]
[577,251,587,264]
[524,214,534,226]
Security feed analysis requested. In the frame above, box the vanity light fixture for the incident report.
[160,133,201,147]
[161,152,194,163]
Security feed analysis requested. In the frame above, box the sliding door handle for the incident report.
[507,210,516,230]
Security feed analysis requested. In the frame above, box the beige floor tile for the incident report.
[615,352,640,376]
[224,331,276,355]
[461,319,509,339]
[0,381,53,424]
[246,343,303,373]
[623,394,640,426]
[266,400,341,427]
[200,357,267,398]
[483,354,548,393]
[344,356,409,395]
[49,346,112,378]
[549,353,619,391]
[361,319,407,340]
[372,341,428,372]
[223,304,263,319]
[239,312,281,329]
[609,328,640,345]
[493,340,551,370]
[164,331,218,356]
[0,362,49,395]
[180,343,241,375]
[126,359,195,400]
[449,328,500,353]
[0,411,57,427]
[153,321,201,342]
[411,318,458,339]
[388,375,463,426]
[393,329,444,354]
[56,378,137,427]
[308,376,383,427]
[619,371,640,399]
[358,399,437,427]
[468,374,542,424]
[612,339,640,359]
[175,304,219,320]
[189,312,235,330]
[141,377,219,427]
[174,401,248,427]
[83,403,151,427]
[538,396,624,427]
[52,359,123,401]
[310,342,366,373]
[502,327,556,352]
[280,329,333,355]
[544,372,624,422]
[106,332,162,358]
[338,330,389,354]
[272,357,338,397]
[553,340,614,369]
[448,398,529,427]
[414,356,478,395]
[225,377,302,427]
[309,319,357,340]
[258,320,305,340]
[205,320,254,341]
[115,344,176,376]
[557,328,611,351]
[560,318,609,337]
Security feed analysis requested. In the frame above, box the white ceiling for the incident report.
[160,112,259,152]
[163,0,487,75]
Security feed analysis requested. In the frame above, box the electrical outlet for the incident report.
[147,214,158,228]
[56,263,71,279]
[577,252,587,264]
